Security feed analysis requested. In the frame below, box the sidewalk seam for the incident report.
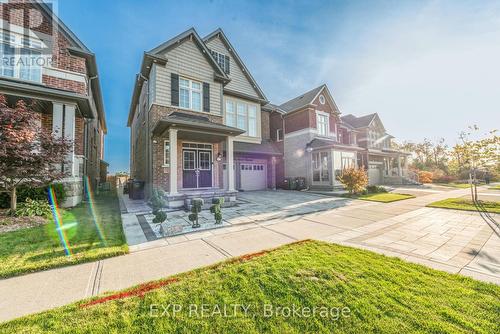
[202,239,231,257]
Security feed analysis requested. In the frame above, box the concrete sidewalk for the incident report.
[0,187,498,323]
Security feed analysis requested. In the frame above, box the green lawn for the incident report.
[357,193,415,203]
[0,193,128,278]
[489,185,500,190]
[2,241,498,333]
[427,198,500,214]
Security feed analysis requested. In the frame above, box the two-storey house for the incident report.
[128,28,282,208]
[0,0,107,206]
[276,85,412,189]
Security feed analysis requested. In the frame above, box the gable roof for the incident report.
[149,28,229,81]
[279,84,339,114]
[262,103,286,114]
[203,28,267,102]
[341,113,378,129]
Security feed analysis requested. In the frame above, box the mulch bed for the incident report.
[0,211,47,233]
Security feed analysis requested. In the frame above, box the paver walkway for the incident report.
[0,187,498,323]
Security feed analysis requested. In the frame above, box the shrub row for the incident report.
[0,184,66,208]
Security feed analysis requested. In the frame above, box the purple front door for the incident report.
[182,148,212,189]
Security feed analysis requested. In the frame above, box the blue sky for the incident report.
[58,0,500,173]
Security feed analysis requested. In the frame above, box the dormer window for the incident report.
[210,50,230,74]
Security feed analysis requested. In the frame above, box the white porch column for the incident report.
[397,155,402,177]
[226,136,235,192]
[169,128,179,195]
[52,102,75,176]
[64,104,76,177]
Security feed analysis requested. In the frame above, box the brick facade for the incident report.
[260,110,270,140]
[42,75,86,95]
[0,1,105,206]
[75,116,84,155]
[0,1,53,35]
[284,108,313,134]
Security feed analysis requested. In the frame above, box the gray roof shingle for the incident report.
[279,84,325,113]
[341,113,378,128]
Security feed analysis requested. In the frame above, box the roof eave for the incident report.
[0,77,95,119]
[67,47,107,133]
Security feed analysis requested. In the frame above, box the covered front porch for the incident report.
[364,149,414,185]
[306,139,366,191]
[151,112,244,209]
[0,84,95,207]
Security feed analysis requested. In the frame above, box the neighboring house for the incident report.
[0,0,107,206]
[128,28,282,208]
[275,84,414,190]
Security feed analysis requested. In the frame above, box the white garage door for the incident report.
[240,163,267,191]
[368,165,381,185]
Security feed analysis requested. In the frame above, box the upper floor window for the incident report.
[179,77,202,111]
[0,32,43,83]
[316,113,329,136]
[210,50,230,74]
[276,128,283,142]
[225,99,258,137]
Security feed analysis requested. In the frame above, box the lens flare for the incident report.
[84,176,107,246]
[48,186,72,256]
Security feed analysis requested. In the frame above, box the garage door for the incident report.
[368,165,381,185]
[240,163,267,191]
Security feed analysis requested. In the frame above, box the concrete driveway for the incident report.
[1,187,498,323]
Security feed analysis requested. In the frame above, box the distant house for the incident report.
[0,0,107,206]
[274,84,414,189]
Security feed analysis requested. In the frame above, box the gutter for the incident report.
[67,47,107,134]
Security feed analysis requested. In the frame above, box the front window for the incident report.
[225,98,259,137]
[237,103,246,131]
[317,113,329,136]
[0,32,43,83]
[248,105,257,137]
[179,77,202,111]
[226,100,236,127]
[312,151,329,182]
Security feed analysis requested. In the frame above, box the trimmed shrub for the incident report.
[188,198,204,228]
[366,185,388,194]
[0,184,66,209]
[149,189,167,225]
[15,198,52,218]
[210,197,224,224]
[418,171,433,183]
[338,168,369,194]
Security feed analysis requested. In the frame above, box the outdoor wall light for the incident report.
[152,140,158,144]
[305,143,313,153]
[216,153,223,162]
